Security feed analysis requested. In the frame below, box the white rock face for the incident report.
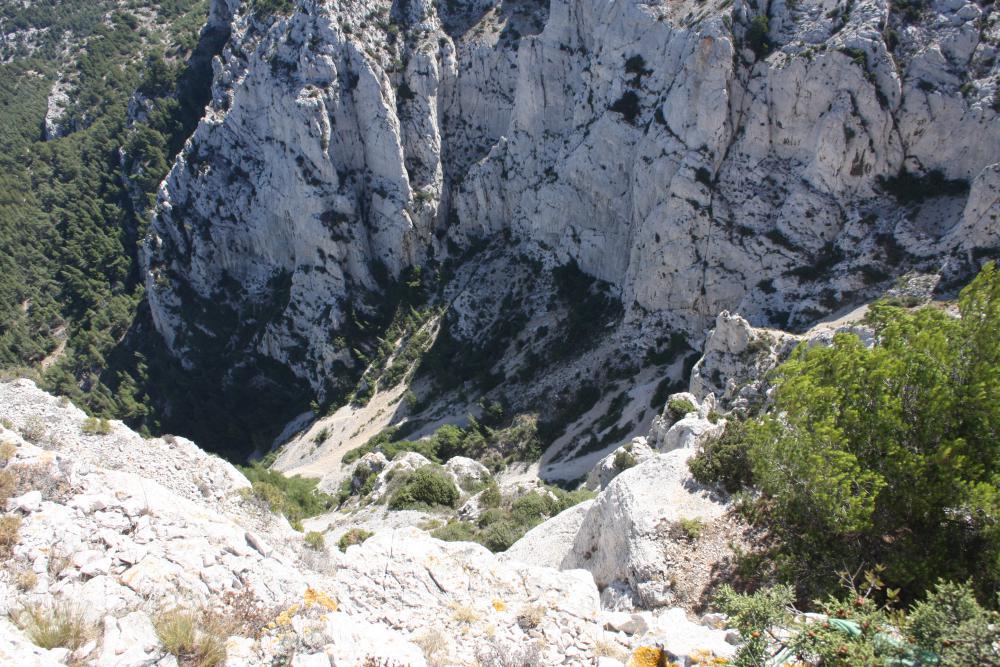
[584,437,656,490]
[647,392,725,452]
[503,499,595,569]
[1,380,740,664]
[143,0,1000,394]
[563,450,726,608]
[689,311,803,409]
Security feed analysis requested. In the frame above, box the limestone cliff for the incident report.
[142,0,999,405]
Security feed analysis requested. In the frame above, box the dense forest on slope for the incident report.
[0,0,247,440]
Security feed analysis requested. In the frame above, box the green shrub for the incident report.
[481,520,519,552]
[723,577,1000,667]
[746,15,772,58]
[431,520,478,543]
[906,580,999,667]
[479,481,502,508]
[477,508,506,527]
[510,492,556,525]
[313,427,329,445]
[337,528,373,552]
[714,584,794,667]
[736,263,1000,601]
[81,416,111,435]
[688,420,753,494]
[387,466,460,510]
[613,449,637,470]
[676,517,704,541]
[304,531,325,550]
[666,396,696,421]
[239,464,335,524]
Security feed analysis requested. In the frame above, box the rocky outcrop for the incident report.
[143,0,1000,401]
[563,450,727,608]
[0,379,743,665]
[648,392,726,451]
[585,437,657,491]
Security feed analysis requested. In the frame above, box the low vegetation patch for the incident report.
[303,531,325,550]
[0,514,21,557]
[81,416,111,435]
[12,601,96,651]
[155,608,226,667]
[337,528,374,552]
[344,410,542,469]
[388,466,460,510]
[238,464,335,528]
[715,576,998,667]
[431,486,594,552]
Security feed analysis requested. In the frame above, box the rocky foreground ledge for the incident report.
[0,379,737,666]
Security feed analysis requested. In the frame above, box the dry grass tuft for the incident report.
[12,601,96,650]
[413,628,449,666]
[21,416,46,443]
[0,514,22,557]
[0,468,14,506]
[15,567,38,591]
[154,608,227,667]
[0,440,16,464]
[449,601,480,625]
[516,603,546,630]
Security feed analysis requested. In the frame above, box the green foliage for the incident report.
[432,486,595,553]
[303,531,325,550]
[714,584,795,667]
[479,481,502,508]
[337,528,373,552]
[80,417,111,435]
[906,581,999,667]
[344,414,542,468]
[252,0,295,17]
[737,263,1000,601]
[613,449,637,471]
[0,1,223,440]
[387,466,460,510]
[666,396,696,421]
[239,464,335,524]
[676,517,704,541]
[746,15,772,58]
[720,576,998,667]
[688,420,754,494]
[430,520,479,543]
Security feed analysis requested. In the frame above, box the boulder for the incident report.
[585,438,656,490]
[503,499,595,569]
[562,450,726,608]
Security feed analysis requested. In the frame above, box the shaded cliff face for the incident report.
[143,0,1000,396]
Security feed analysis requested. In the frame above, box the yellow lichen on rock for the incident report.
[627,646,682,667]
[491,599,506,612]
[304,587,338,611]
[690,649,730,665]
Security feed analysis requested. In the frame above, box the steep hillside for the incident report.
[142,0,999,458]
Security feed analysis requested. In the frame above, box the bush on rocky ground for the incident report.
[388,466,460,509]
[432,486,594,552]
[695,263,1000,603]
[716,576,998,667]
[688,420,753,494]
[239,463,335,526]
[337,528,374,552]
[12,601,96,652]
